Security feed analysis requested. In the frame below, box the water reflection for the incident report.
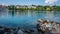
[45,11,54,20]
[0,10,60,28]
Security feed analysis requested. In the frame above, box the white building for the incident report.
[16,5,36,8]
[28,5,36,8]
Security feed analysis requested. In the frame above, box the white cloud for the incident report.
[45,0,58,5]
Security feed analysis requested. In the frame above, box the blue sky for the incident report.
[0,0,60,6]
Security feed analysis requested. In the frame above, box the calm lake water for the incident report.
[0,10,60,29]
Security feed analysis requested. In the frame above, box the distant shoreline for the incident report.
[0,5,60,11]
[8,5,60,11]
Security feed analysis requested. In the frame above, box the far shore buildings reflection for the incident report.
[0,4,37,17]
[0,4,60,22]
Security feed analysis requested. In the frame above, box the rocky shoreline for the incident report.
[0,19,60,34]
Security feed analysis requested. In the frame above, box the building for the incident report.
[16,5,28,8]
[16,5,36,8]
[0,5,8,11]
[27,5,36,8]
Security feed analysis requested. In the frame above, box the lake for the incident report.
[0,10,60,29]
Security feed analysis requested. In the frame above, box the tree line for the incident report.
[8,5,60,11]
